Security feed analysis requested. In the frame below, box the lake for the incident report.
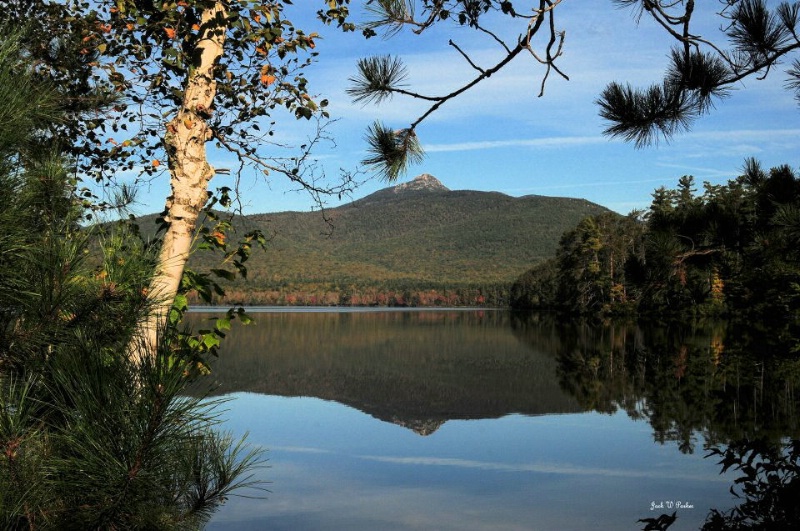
[184,308,800,530]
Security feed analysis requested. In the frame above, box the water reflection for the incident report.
[509,314,800,449]
[188,310,583,434]
[183,309,800,529]
[189,310,799,446]
[507,313,800,529]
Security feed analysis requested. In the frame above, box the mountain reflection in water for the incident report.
[188,309,583,434]
[183,309,800,530]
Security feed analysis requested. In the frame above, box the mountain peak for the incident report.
[392,174,449,194]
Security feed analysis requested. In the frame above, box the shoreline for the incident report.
[187,305,505,313]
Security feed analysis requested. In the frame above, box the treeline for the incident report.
[511,160,800,320]
[187,280,510,307]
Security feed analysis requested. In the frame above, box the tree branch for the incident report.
[448,39,485,74]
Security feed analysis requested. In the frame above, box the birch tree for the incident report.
[47,0,360,361]
[11,0,569,362]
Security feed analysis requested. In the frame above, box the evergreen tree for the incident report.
[512,161,800,319]
[0,30,263,529]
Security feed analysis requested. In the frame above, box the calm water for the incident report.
[184,309,799,530]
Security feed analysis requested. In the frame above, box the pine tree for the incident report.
[0,29,263,529]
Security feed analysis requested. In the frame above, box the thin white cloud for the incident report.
[270,445,333,455]
[653,162,738,179]
[666,129,800,161]
[356,454,729,483]
[511,177,673,193]
[425,135,607,152]
[421,128,800,156]
[684,128,800,143]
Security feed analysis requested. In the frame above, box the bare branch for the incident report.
[214,119,358,205]
[529,2,568,97]
[474,24,513,54]
[448,39,486,74]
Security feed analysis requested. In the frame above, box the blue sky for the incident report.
[131,1,800,216]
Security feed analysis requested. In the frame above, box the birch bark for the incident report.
[130,3,226,363]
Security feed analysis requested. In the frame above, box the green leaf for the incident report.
[174,293,189,311]
[237,308,253,325]
[211,268,236,281]
[202,333,221,349]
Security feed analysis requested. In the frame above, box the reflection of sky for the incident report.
[206,394,734,531]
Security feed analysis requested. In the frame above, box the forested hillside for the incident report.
[167,174,609,306]
[510,161,800,320]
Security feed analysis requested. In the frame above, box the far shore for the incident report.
[187,305,505,313]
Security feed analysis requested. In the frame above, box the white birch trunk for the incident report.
[130,3,226,363]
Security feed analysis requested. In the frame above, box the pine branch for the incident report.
[351,0,565,181]
[597,81,695,148]
[363,0,416,37]
[361,121,424,182]
[603,0,800,145]
[346,55,410,104]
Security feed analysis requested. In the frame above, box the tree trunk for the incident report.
[130,3,227,363]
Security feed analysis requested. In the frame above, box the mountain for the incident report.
[183,174,611,304]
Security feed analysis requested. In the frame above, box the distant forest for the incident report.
[510,160,800,321]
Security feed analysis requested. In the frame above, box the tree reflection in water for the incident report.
[510,313,800,530]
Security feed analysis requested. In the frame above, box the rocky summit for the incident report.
[391,173,450,194]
